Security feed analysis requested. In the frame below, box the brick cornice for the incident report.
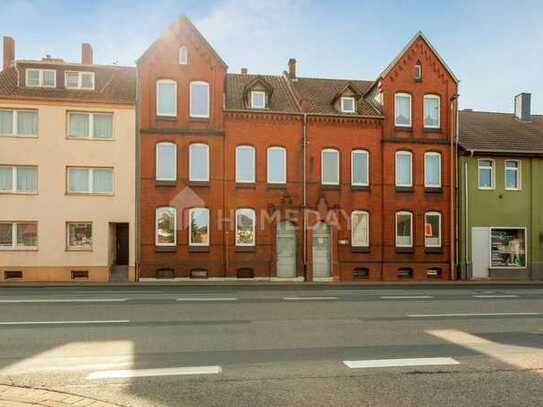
[383,136,450,145]
[140,128,225,136]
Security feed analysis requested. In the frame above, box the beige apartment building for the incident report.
[0,37,136,282]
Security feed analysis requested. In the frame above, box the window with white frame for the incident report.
[0,109,38,137]
[321,149,339,185]
[415,62,422,81]
[478,159,494,189]
[156,142,177,181]
[236,208,256,246]
[26,69,56,88]
[341,97,356,113]
[424,152,441,188]
[155,207,176,246]
[0,222,38,250]
[424,95,440,128]
[66,222,92,251]
[351,150,369,186]
[67,167,113,194]
[396,211,413,247]
[267,146,286,184]
[250,91,266,109]
[156,79,177,117]
[0,166,37,193]
[190,81,210,118]
[65,71,95,90]
[424,212,441,247]
[236,145,255,183]
[189,208,209,246]
[189,143,209,182]
[351,211,369,247]
[179,46,188,65]
[68,112,113,139]
[394,93,411,127]
[505,160,521,190]
[395,151,412,187]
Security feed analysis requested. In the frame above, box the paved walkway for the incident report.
[0,384,119,407]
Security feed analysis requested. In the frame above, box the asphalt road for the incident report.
[1,285,543,406]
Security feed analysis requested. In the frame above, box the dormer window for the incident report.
[415,62,422,81]
[26,69,56,88]
[250,91,266,109]
[179,46,188,65]
[341,97,356,113]
[65,71,95,90]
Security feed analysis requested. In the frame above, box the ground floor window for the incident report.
[66,222,92,251]
[156,207,176,246]
[189,208,209,246]
[0,222,38,249]
[236,208,256,246]
[490,228,526,268]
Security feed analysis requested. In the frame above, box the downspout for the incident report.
[464,158,469,279]
[450,94,458,280]
[302,113,308,281]
[134,65,141,281]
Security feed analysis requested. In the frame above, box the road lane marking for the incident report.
[87,365,222,379]
[0,299,128,303]
[0,320,130,325]
[380,295,434,299]
[283,296,339,301]
[408,312,540,318]
[344,357,459,369]
[472,294,520,298]
[176,297,237,302]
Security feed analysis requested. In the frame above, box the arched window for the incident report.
[155,142,177,181]
[424,152,441,188]
[235,208,256,246]
[321,148,339,185]
[351,149,369,186]
[179,46,188,65]
[155,207,176,246]
[394,92,412,127]
[189,143,209,182]
[267,146,286,184]
[190,81,209,118]
[156,79,177,117]
[424,94,440,128]
[424,211,441,248]
[351,211,369,247]
[415,62,422,81]
[188,207,210,246]
[395,150,412,187]
[395,211,413,248]
[236,145,255,183]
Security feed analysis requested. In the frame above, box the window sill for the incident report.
[425,247,443,254]
[395,186,414,193]
[0,192,38,195]
[189,117,210,122]
[66,249,93,252]
[424,187,442,193]
[155,246,176,253]
[0,247,38,252]
[351,185,370,192]
[351,246,370,253]
[267,183,287,190]
[395,247,414,254]
[65,192,114,197]
[423,127,442,133]
[235,246,256,253]
[189,245,209,252]
[156,115,177,121]
[394,126,413,132]
[321,184,340,191]
[236,183,256,189]
[0,134,38,139]
[66,136,115,141]
[155,180,177,187]
[189,181,210,187]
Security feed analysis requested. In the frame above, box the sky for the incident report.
[1,0,542,113]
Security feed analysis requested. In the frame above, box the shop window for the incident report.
[490,228,527,268]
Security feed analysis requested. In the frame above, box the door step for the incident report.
[110,265,129,282]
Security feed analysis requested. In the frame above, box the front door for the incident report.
[471,227,490,279]
[276,221,296,278]
[312,222,330,278]
[116,224,129,265]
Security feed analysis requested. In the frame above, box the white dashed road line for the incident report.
[0,320,130,325]
[176,297,238,302]
[472,294,520,299]
[380,295,434,300]
[407,312,540,318]
[0,299,128,303]
[343,357,459,369]
[283,297,339,301]
[87,365,222,379]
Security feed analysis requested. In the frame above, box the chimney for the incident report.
[240,67,247,74]
[514,93,531,121]
[81,43,93,65]
[3,36,14,70]
[288,58,296,80]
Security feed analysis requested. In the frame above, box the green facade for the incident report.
[458,154,543,280]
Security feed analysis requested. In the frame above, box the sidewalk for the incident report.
[0,384,119,407]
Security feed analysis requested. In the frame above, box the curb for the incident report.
[0,384,120,406]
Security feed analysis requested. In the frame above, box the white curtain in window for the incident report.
[352,151,368,185]
[236,147,255,182]
[69,113,89,138]
[16,167,37,192]
[157,143,176,180]
[0,167,12,191]
[68,168,89,192]
[424,97,439,127]
[27,70,40,86]
[189,144,209,181]
[396,153,411,185]
[65,72,79,88]
[93,114,113,139]
[42,70,55,87]
[17,111,37,135]
[267,148,285,183]
[396,214,412,246]
[352,212,369,247]
[190,82,209,117]
[0,111,13,134]
[17,223,37,247]
[157,82,176,116]
[93,169,113,193]
[322,150,339,184]
[395,95,411,126]
[425,154,440,186]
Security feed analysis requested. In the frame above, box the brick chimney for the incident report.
[288,58,296,80]
[514,93,531,121]
[81,43,93,65]
[240,67,247,74]
[3,36,15,70]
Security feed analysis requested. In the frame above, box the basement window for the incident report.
[237,268,255,279]
[426,268,442,279]
[353,268,369,279]
[4,271,23,279]
[71,270,89,280]
[156,268,175,279]
[190,269,208,279]
[397,268,413,279]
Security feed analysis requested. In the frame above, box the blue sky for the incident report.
[1,0,542,113]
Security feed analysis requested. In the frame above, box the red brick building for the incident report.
[137,16,458,281]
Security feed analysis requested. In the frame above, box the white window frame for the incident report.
[505,160,521,191]
[190,81,210,118]
[188,207,210,246]
[189,143,209,182]
[351,149,369,186]
[424,151,442,188]
[340,96,356,113]
[424,211,442,248]
[155,142,177,182]
[395,151,413,187]
[489,227,528,269]
[415,63,422,80]
[0,109,38,137]
[0,222,38,250]
[321,148,340,185]
[395,211,413,248]
[235,145,256,183]
[423,94,440,129]
[64,71,95,90]
[67,112,113,139]
[394,92,412,127]
[351,210,369,248]
[66,222,92,251]
[66,167,113,195]
[156,79,177,117]
[250,91,266,109]
[267,146,287,184]
[155,207,177,247]
[235,208,256,247]
[179,46,188,65]
[478,159,495,190]
[25,68,56,88]
[0,165,38,194]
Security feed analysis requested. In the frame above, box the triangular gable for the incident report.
[331,82,362,104]
[243,76,274,96]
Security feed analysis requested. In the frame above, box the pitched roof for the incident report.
[459,110,543,154]
[0,61,135,104]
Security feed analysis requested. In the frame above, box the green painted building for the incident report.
[458,94,543,280]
